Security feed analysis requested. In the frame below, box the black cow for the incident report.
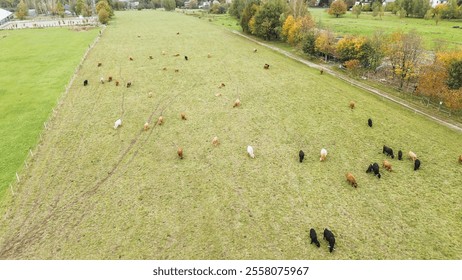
[184,56,188,61]
[310,228,320,247]
[83,80,88,86]
[366,163,381,178]
[414,159,421,171]
[398,150,403,160]
[383,145,395,159]
[323,228,335,253]
[368,118,373,127]
[299,150,305,163]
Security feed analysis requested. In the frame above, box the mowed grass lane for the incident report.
[0,10,461,259]
[0,27,100,196]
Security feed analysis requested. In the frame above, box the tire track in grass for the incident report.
[0,44,113,257]
[0,78,195,258]
[0,33,149,257]
[0,84,109,258]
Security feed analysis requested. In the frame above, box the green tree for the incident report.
[328,0,347,18]
[447,60,462,89]
[400,0,412,17]
[391,0,402,14]
[445,0,461,19]
[98,8,109,24]
[56,1,65,18]
[15,0,28,20]
[362,3,371,11]
[152,0,162,9]
[75,0,85,15]
[398,7,406,18]
[302,31,317,56]
[434,11,442,25]
[411,0,430,18]
[352,4,361,18]
[240,1,260,34]
[175,0,185,8]
[250,0,288,40]
[372,2,384,19]
[163,0,176,11]
[96,0,113,18]
[361,30,386,71]
[229,0,246,19]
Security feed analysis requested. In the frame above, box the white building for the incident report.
[357,0,447,7]
[430,0,448,7]
[0,8,13,26]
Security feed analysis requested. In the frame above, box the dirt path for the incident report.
[232,31,462,133]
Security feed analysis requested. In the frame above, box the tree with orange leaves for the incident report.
[417,49,462,110]
[328,0,347,18]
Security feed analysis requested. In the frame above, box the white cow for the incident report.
[114,119,122,129]
[247,146,255,158]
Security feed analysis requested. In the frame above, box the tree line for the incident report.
[229,0,462,111]
[10,0,114,23]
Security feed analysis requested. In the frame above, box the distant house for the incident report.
[117,0,138,9]
[198,1,211,9]
[64,4,73,16]
[0,8,13,26]
[28,9,37,17]
[430,0,448,7]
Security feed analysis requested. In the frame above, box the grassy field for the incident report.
[0,10,461,260]
[0,27,101,197]
[309,8,462,50]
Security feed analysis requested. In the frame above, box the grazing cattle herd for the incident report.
[82,32,461,255]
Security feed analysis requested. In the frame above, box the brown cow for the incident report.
[346,172,358,188]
